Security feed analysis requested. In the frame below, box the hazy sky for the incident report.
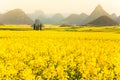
[0,0,120,16]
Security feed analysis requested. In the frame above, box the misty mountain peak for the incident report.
[111,13,117,17]
[53,13,64,18]
[7,9,24,13]
[111,13,117,20]
[80,13,88,17]
[34,10,45,15]
[96,4,103,10]
[93,5,107,14]
[92,4,109,16]
[51,13,64,19]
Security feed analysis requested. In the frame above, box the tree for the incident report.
[33,19,43,30]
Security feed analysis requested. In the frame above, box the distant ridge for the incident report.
[0,9,33,25]
[60,5,120,26]
[27,5,120,26]
[28,11,65,24]
[47,13,64,24]
[61,13,88,25]
[87,16,118,26]
[0,5,119,26]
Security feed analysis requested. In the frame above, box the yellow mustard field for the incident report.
[0,25,120,79]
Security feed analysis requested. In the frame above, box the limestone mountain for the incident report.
[61,13,88,25]
[87,16,118,26]
[0,14,3,25]
[82,5,111,25]
[111,13,117,20]
[46,13,64,24]
[116,16,120,24]
[0,9,33,25]
[28,10,46,21]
